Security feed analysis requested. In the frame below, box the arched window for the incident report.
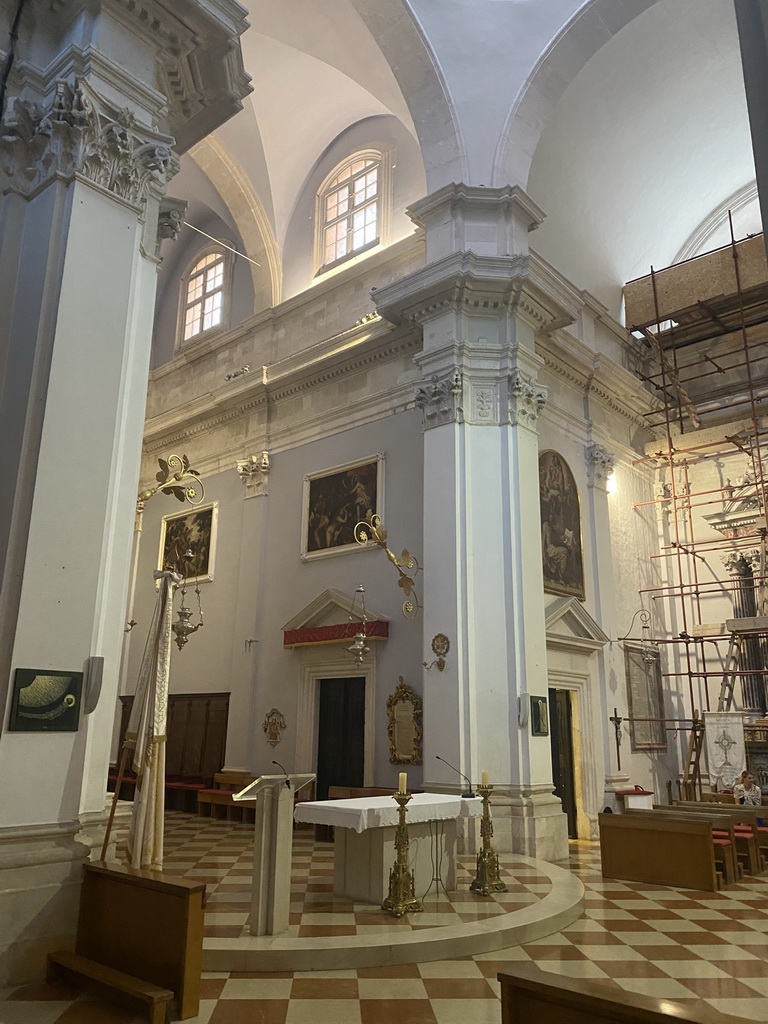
[316,152,390,272]
[180,249,227,343]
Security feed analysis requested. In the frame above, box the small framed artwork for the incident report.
[301,454,384,561]
[8,668,83,732]
[530,695,549,736]
[158,501,218,583]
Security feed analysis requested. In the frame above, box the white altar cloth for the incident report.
[293,791,480,832]
[293,793,482,902]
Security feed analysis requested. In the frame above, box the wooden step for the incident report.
[47,950,173,1024]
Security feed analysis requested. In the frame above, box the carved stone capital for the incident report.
[722,551,758,577]
[414,369,463,429]
[237,452,271,498]
[0,80,179,202]
[585,443,615,488]
[157,196,188,250]
[508,370,547,428]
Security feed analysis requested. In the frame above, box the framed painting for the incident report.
[530,695,549,737]
[7,668,83,732]
[539,450,585,600]
[625,644,667,751]
[301,454,383,561]
[158,501,218,583]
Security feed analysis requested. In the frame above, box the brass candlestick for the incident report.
[470,784,508,896]
[381,791,423,917]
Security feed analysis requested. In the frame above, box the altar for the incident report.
[293,792,483,903]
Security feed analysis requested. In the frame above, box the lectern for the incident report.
[233,773,315,935]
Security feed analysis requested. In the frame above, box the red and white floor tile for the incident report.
[4,817,768,1023]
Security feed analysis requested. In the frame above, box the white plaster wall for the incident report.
[124,409,425,788]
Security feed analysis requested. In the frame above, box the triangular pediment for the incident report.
[545,596,609,653]
[282,589,389,632]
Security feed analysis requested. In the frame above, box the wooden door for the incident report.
[316,677,365,801]
[549,687,578,838]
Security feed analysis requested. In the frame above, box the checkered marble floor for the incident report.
[5,819,768,1022]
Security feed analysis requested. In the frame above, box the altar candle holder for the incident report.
[381,791,423,917]
[469,783,508,897]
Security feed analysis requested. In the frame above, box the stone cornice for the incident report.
[148,233,425,383]
[407,182,546,232]
[143,323,419,450]
[371,251,582,332]
[106,0,252,153]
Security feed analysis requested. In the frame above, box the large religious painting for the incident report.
[539,450,585,600]
[625,645,667,751]
[301,454,383,561]
[158,501,218,584]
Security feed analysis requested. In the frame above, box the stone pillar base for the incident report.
[76,797,133,864]
[603,772,632,814]
[0,821,90,986]
[490,784,570,863]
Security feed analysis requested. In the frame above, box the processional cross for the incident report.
[714,729,736,767]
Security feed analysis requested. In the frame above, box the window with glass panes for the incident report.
[322,158,379,267]
[183,252,225,341]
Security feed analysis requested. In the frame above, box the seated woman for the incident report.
[733,770,762,806]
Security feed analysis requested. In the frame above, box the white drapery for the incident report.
[703,711,746,791]
[125,570,179,870]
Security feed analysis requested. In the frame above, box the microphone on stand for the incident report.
[272,760,291,787]
[435,754,477,797]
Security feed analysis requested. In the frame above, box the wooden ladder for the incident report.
[681,710,704,800]
[717,632,742,712]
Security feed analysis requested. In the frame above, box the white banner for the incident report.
[703,712,746,791]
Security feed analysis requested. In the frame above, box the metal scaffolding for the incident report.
[622,220,768,790]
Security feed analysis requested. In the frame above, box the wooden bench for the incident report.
[599,812,722,890]
[624,808,744,884]
[662,803,766,875]
[47,860,205,1022]
[197,771,256,822]
[499,962,747,1023]
[48,951,172,1024]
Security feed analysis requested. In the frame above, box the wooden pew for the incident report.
[48,861,205,1022]
[625,808,743,884]
[599,812,721,890]
[671,800,768,872]
[499,962,746,1023]
[647,804,761,877]
[197,771,256,823]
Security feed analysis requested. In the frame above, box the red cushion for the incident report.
[712,838,731,846]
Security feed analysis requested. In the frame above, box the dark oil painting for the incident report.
[305,459,379,555]
[539,450,585,600]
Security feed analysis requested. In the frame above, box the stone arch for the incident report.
[493,0,660,188]
[188,135,282,307]
[349,0,466,190]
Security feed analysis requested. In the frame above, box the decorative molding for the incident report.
[0,79,178,202]
[508,369,547,428]
[414,369,463,428]
[585,443,614,488]
[722,550,761,576]
[236,451,271,498]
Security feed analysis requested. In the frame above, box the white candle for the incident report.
[398,772,407,794]
[481,769,490,787]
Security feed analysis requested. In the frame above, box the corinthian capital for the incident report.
[0,80,178,202]
[508,369,547,428]
[413,369,463,429]
[585,443,615,488]
[237,452,271,498]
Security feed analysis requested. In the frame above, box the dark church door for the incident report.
[549,687,578,839]
[316,677,366,800]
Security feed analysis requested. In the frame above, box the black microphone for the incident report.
[435,754,477,797]
[272,760,291,787]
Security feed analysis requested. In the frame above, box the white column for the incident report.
[0,0,249,984]
[374,185,582,861]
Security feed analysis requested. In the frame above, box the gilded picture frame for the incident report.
[539,450,585,601]
[158,501,218,584]
[387,677,423,764]
[8,668,83,732]
[301,454,384,561]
